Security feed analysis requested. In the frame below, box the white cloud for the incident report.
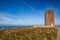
[0,15,13,21]
[0,12,24,25]
[0,12,44,26]
[24,0,34,10]
[1,6,57,26]
[55,19,60,25]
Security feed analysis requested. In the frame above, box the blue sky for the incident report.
[0,0,60,26]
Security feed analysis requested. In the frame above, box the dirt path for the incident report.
[57,28,60,40]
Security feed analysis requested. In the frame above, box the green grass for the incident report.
[0,27,57,40]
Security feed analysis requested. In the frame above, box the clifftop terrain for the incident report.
[0,27,57,40]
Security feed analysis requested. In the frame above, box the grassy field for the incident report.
[0,27,57,40]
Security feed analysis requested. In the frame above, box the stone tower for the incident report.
[45,10,55,27]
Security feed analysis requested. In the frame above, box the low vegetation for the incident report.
[0,27,57,40]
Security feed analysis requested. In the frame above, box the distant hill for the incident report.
[56,25,60,27]
[0,25,34,28]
